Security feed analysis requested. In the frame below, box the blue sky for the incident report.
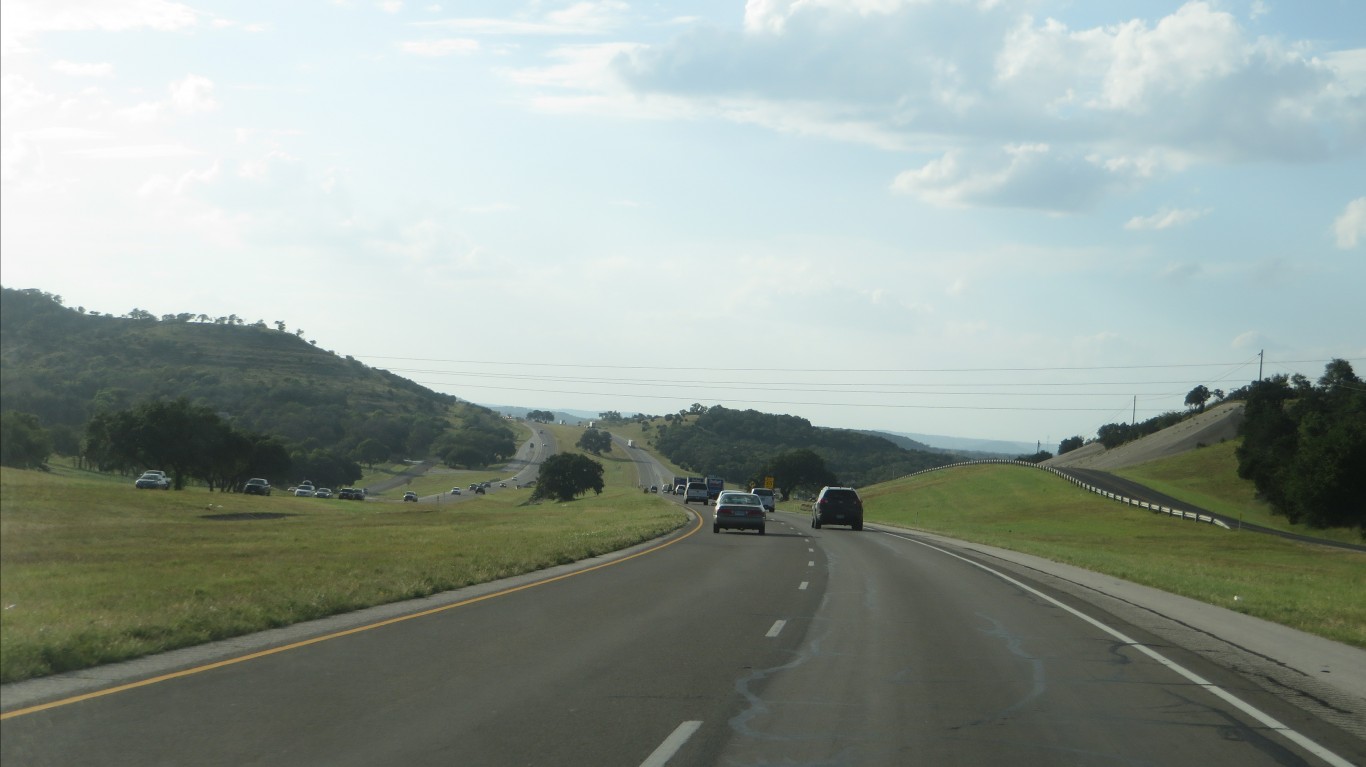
[3,0,1363,445]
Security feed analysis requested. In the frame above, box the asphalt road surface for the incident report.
[4,500,1361,766]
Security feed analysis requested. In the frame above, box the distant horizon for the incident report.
[482,403,1038,454]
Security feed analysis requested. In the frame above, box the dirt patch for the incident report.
[1044,401,1245,471]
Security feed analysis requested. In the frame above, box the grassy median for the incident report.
[0,461,687,684]
[864,463,1366,648]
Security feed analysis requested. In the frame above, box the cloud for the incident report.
[169,75,219,113]
[414,2,628,37]
[52,60,114,78]
[509,1,1365,212]
[890,143,1135,212]
[399,38,479,56]
[2,0,199,54]
[1334,198,1366,249]
[1124,207,1210,231]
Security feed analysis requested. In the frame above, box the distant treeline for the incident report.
[647,406,956,490]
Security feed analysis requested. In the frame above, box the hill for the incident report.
[1043,402,1245,471]
[0,287,505,465]
[649,406,956,489]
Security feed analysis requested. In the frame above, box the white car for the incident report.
[751,488,776,513]
[294,486,314,497]
[451,487,462,495]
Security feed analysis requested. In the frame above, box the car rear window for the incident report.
[823,489,860,503]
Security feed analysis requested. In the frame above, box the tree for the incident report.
[353,438,391,469]
[526,410,556,423]
[1185,385,1211,412]
[1058,436,1085,455]
[576,428,613,455]
[1237,361,1366,528]
[0,411,53,469]
[532,453,604,502]
[754,448,837,501]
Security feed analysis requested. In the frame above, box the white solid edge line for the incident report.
[877,529,1354,767]
[639,720,703,767]
[766,619,787,638]
[799,581,809,590]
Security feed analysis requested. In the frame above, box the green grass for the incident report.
[1113,439,1363,544]
[864,464,1366,648]
[0,460,687,684]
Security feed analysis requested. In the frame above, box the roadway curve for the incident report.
[4,502,1362,766]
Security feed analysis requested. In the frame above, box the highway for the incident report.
[3,495,1361,765]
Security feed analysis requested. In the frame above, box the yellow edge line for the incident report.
[2,509,703,720]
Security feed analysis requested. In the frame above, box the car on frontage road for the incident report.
[135,471,171,490]
[403,491,418,502]
[713,491,766,535]
[243,478,271,496]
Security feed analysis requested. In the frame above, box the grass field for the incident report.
[864,464,1365,648]
[0,448,687,684]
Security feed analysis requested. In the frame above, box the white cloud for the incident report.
[52,60,114,78]
[2,0,199,54]
[169,75,219,113]
[512,0,1366,212]
[1334,198,1366,249]
[1232,330,1266,349]
[1125,207,1210,231]
[67,144,201,159]
[414,2,628,37]
[400,38,479,56]
[379,1,404,13]
[890,143,1134,212]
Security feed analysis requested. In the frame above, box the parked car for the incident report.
[314,488,333,499]
[499,482,507,488]
[403,491,418,502]
[683,482,708,505]
[294,486,315,497]
[714,491,766,534]
[450,487,462,495]
[751,487,776,513]
[811,486,863,530]
[473,485,486,494]
[649,485,659,493]
[134,471,171,490]
[337,487,361,500]
[243,478,271,496]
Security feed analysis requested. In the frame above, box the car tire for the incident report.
[713,524,719,533]
[758,526,765,535]
[812,517,821,529]
[853,521,863,531]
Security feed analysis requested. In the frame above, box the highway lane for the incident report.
[3,504,1361,766]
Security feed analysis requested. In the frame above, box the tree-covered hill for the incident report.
[0,287,506,465]
[650,406,957,489]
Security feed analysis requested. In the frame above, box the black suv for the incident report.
[243,478,271,496]
[811,486,863,531]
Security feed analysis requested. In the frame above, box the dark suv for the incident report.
[811,486,863,531]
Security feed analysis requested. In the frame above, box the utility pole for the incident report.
[1132,395,1137,428]
[1258,349,1264,382]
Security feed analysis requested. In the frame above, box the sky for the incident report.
[2,0,1364,446]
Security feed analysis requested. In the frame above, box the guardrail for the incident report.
[904,460,1230,530]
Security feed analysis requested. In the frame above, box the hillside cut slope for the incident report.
[1044,401,1245,471]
